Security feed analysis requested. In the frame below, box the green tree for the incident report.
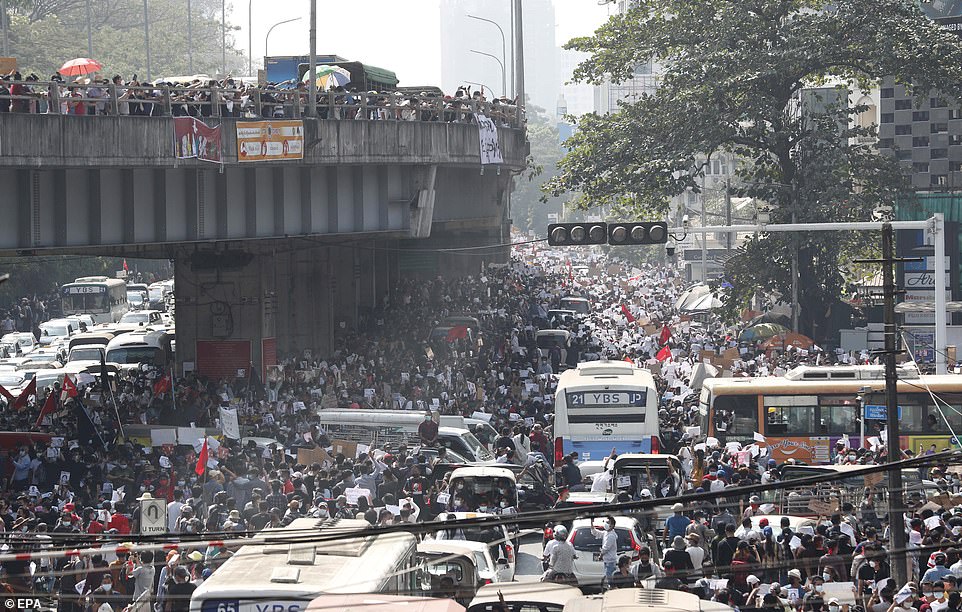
[545,0,962,340]
[8,0,246,79]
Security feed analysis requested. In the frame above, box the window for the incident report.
[952,109,962,120]
[932,148,948,159]
[950,161,962,172]
[896,125,912,135]
[881,113,894,123]
[895,99,913,110]
[819,401,860,435]
[932,175,948,186]
[881,88,895,99]
[914,162,930,173]
[914,111,930,121]
[913,136,930,147]
[713,395,758,438]
[931,123,949,134]
[897,150,913,160]
[951,135,962,146]
[931,97,949,108]
[765,399,817,435]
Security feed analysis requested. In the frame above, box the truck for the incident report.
[265,54,347,85]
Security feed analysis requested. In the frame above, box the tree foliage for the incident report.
[546,0,962,338]
[8,0,246,79]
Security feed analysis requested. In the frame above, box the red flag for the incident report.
[656,345,672,362]
[61,375,78,401]
[123,259,129,272]
[620,304,636,324]
[36,390,57,428]
[445,325,469,342]
[0,384,13,402]
[13,378,36,410]
[659,326,672,345]
[195,439,208,476]
[153,373,172,395]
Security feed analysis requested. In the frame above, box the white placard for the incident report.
[476,114,504,165]
[150,428,178,447]
[140,498,168,535]
[219,407,240,440]
[821,582,857,605]
[345,487,371,506]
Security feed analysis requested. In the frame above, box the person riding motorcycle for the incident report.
[542,525,578,584]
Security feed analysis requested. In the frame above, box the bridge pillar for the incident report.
[173,238,400,379]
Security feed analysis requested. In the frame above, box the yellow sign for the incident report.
[0,58,17,74]
[236,120,304,162]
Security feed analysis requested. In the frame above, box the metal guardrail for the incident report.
[0,81,524,128]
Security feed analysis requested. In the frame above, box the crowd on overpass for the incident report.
[0,71,520,126]
[0,244,953,611]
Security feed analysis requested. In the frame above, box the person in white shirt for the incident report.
[686,532,706,575]
[167,491,185,533]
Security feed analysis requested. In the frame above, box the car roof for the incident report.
[417,539,489,555]
[449,467,516,480]
[571,516,639,528]
[468,582,583,607]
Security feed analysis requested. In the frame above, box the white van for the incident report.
[314,409,494,463]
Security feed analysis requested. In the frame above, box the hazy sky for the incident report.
[236,0,614,84]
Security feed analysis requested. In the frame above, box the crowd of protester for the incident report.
[0,70,520,126]
[0,243,954,612]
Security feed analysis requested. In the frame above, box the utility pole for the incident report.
[86,0,93,57]
[143,0,151,81]
[307,0,317,117]
[187,0,193,74]
[512,0,525,110]
[725,179,733,253]
[221,0,226,77]
[881,223,908,586]
[1,0,7,57]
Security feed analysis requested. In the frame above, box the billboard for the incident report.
[236,120,304,162]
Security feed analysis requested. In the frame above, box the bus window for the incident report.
[766,404,816,435]
[713,395,756,437]
[899,404,928,432]
[819,403,859,435]
[926,405,962,434]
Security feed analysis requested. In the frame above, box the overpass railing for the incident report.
[0,80,524,128]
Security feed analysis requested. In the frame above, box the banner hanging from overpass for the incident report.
[236,120,304,162]
[172,117,222,163]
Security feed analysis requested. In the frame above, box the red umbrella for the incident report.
[58,58,103,77]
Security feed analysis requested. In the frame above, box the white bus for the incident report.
[189,518,420,612]
[61,276,128,324]
[553,360,660,464]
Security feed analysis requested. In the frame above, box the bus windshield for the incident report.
[106,346,162,365]
[63,292,108,313]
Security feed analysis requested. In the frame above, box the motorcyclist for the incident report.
[542,525,578,584]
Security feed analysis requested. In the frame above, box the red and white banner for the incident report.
[173,117,222,163]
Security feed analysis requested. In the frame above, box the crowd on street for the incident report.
[0,243,956,612]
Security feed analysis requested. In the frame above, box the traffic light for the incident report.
[607,222,669,245]
[547,223,608,246]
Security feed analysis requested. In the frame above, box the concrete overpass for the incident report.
[0,111,526,375]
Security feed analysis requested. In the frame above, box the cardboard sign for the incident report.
[331,439,358,458]
[297,446,331,467]
[863,472,884,487]
[808,499,839,515]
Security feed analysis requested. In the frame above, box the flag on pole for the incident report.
[122,259,129,273]
[36,390,58,428]
[195,438,209,476]
[153,373,172,395]
[659,326,672,345]
[620,304,636,324]
[656,345,672,362]
[61,375,78,401]
[13,378,36,410]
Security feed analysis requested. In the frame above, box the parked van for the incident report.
[314,410,494,462]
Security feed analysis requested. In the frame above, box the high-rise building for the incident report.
[439,0,558,113]
[557,48,596,117]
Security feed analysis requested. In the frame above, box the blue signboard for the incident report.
[863,404,903,420]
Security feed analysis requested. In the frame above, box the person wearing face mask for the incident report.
[826,597,845,612]
[592,515,620,580]
[925,582,951,612]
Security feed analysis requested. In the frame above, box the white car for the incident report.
[416,539,512,585]
[432,511,517,580]
[0,370,26,395]
[38,319,77,346]
[568,515,650,588]
[120,310,163,326]
[0,333,37,355]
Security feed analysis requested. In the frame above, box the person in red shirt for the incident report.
[86,508,105,535]
[107,502,131,534]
